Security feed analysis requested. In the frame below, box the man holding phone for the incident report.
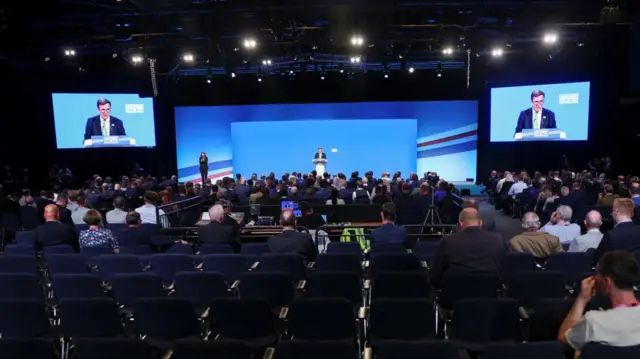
[558,251,640,350]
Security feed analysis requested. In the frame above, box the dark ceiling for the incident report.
[0,0,634,75]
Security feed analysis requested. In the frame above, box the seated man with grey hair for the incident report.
[540,205,581,244]
[266,209,317,262]
[198,204,241,252]
[509,212,564,259]
[568,210,604,252]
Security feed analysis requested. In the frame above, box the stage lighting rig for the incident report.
[243,38,257,49]
[351,36,364,46]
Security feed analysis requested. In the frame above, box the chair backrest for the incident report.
[15,231,36,247]
[370,242,407,255]
[500,252,535,281]
[165,243,194,255]
[412,242,440,262]
[47,254,89,275]
[450,298,520,345]
[546,252,593,284]
[325,242,362,254]
[174,272,230,307]
[239,243,270,256]
[97,255,142,282]
[287,298,356,340]
[483,342,564,359]
[374,340,459,359]
[306,271,362,304]
[43,245,75,256]
[0,338,57,359]
[133,298,199,341]
[0,255,37,275]
[372,271,430,299]
[119,245,154,256]
[199,244,234,255]
[52,274,106,300]
[274,340,358,359]
[258,253,306,281]
[369,298,436,341]
[507,271,567,308]
[314,253,361,273]
[3,245,36,256]
[529,299,574,342]
[209,298,276,340]
[59,298,123,338]
[74,338,153,359]
[370,253,422,277]
[172,339,252,359]
[202,254,249,282]
[239,272,295,308]
[438,273,500,309]
[0,299,51,338]
[111,273,165,307]
[149,254,195,284]
[0,273,44,301]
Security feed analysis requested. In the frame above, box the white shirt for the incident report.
[326,198,345,205]
[105,208,128,224]
[566,305,640,350]
[540,222,581,244]
[100,117,110,136]
[135,203,168,228]
[568,229,603,252]
[71,207,90,224]
[508,181,527,198]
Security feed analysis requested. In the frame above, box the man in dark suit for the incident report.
[55,194,73,225]
[199,204,241,252]
[461,199,496,232]
[593,198,640,261]
[430,208,504,287]
[267,210,317,262]
[370,202,409,246]
[314,147,327,160]
[83,98,127,140]
[514,89,557,134]
[34,204,79,251]
[217,199,241,237]
[117,211,183,250]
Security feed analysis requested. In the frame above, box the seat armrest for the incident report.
[297,280,307,290]
[278,307,289,319]
[364,347,373,359]
[250,261,260,270]
[518,306,529,320]
[263,348,275,359]
[358,306,366,319]
[363,280,371,290]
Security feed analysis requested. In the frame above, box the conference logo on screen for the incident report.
[125,104,144,113]
[558,93,579,104]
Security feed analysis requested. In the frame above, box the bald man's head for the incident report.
[44,204,59,221]
[584,210,602,229]
[461,199,479,210]
[458,208,482,230]
[280,209,296,228]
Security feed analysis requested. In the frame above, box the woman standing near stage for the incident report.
[199,152,208,183]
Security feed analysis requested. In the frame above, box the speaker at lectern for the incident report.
[312,158,327,174]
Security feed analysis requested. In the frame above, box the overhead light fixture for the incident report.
[262,59,272,65]
[408,67,415,73]
[350,36,364,46]
[230,72,236,78]
[543,32,558,44]
[131,55,144,64]
[183,53,194,62]
[64,49,76,56]
[243,38,257,49]
[350,56,361,63]
[442,47,454,55]
[491,48,504,57]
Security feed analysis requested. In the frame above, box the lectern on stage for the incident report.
[312,158,327,174]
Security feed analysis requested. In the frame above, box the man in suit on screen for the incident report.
[314,147,327,160]
[84,98,127,140]
[514,89,557,135]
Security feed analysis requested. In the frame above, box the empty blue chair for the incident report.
[287,298,356,341]
[500,252,535,281]
[174,272,231,313]
[209,298,277,352]
[580,343,640,359]
[59,298,124,338]
[15,231,36,247]
[0,255,37,274]
[239,272,295,308]
[0,274,45,301]
[370,242,406,256]
[0,338,56,359]
[43,245,75,256]
[97,255,142,282]
[47,254,89,276]
[199,244,234,255]
[111,273,166,308]
[546,252,593,284]
[0,299,51,338]
[507,271,567,309]
[371,272,431,299]
[119,245,154,256]
[172,339,252,359]
[314,253,361,274]
[149,254,195,285]
[240,243,270,256]
[370,253,423,277]
[52,274,106,300]
[166,243,194,255]
[438,273,500,310]
[133,298,200,345]
[326,242,362,254]
[274,340,358,359]
[202,254,250,282]
[368,298,437,345]
[306,271,363,305]
[412,241,440,262]
[74,338,153,359]
[483,342,564,359]
[4,245,35,256]
[450,298,520,351]
[375,341,459,359]
[75,224,90,232]
[258,253,307,281]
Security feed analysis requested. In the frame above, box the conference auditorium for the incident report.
[1,1,640,359]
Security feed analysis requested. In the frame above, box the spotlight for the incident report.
[543,32,558,44]
[230,72,236,78]
[64,49,76,56]
[320,75,325,80]
[183,53,194,62]
[491,48,504,57]
[436,63,443,77]
[350,56,361,63]
[442,47,454,55]
[350,36,364,46]
[408,67,415,73]
[206,77,212,84]
[131,55,144,64]
[243,38,257,49]
[262,59,272,65]
[384,73,389,79]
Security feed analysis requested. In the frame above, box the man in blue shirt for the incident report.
[540,205,581,245]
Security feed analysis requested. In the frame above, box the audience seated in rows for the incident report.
[539,205,581,244]
[568,210,604,252]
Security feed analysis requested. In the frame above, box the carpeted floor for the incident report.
[478,199,524,241]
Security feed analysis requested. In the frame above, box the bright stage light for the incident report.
[64,49,76,56]
[543,32,558,44]
[442,47,454,55]
[491,48,504,57]
[243,38,257,49]
[351,36,364,46]
[183,53,194,62]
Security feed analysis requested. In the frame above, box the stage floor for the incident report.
[451,181,484,196]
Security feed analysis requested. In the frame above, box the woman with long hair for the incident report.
[199,152,208,183]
